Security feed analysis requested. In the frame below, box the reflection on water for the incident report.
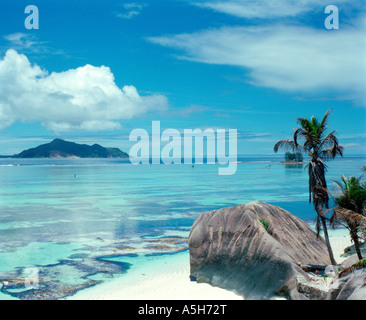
[284,163,304,169]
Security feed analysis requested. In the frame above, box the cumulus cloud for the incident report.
[0,49,168,131]
[149,22,366,104]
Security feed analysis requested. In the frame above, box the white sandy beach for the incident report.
[329,227,353,264]
[69,250,243,300]
[68,227,353,300]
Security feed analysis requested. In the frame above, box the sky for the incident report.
[0,0,365,156]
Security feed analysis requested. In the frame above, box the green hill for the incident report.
[10,139,128,158]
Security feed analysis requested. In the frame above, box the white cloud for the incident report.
[0,49,168,131]
[4,33,38,49]
[116,2,146,19]
[193,0,352,19]
[3,33,58,55]
[149,21,366,104]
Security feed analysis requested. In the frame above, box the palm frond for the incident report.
[294,128,315,152]
[332,178,346,193]
[319,146,344,160]
[297,117,320,149]
[331,207,365,226]
[330,207,366,241]
[273,139,296,153]
[329,175,366,245]
[297,117,313,134]
[311,116,320,135]
[319,130,338,149]
[359,220,366,241]
[318,108,332,139]
[330,176,366,214]
[293,128,304,146]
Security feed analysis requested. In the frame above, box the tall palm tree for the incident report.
[274,109,343,265]
[330,176,366,260]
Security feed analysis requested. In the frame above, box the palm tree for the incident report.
[330,176,366,260]
[274,109,343,265]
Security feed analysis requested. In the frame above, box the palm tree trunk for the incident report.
[309,159,337,265]
[320,215,337,265]
[351,232,363,260]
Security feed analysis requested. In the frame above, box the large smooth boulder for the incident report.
[188,201,331,299]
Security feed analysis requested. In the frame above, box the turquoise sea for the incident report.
[0,156,364,300]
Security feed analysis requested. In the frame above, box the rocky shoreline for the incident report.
[188,201,366,300]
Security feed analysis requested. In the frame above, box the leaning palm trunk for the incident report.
[352,232,363,260]
[320,213,337,264]
[331,207,366,260]
[308,159,337,265]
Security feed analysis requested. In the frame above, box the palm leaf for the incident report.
[319,146,344,160]
[330,207,366,241]
[332,176,366,213]
[317,108,332,139]
[319,130,338,149]
[297,117,317,147]
[273,139,296,153]
[293,128,304,147]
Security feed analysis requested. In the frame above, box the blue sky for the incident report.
[0,0,365,156]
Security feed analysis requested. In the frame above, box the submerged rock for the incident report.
[188,201,331,299]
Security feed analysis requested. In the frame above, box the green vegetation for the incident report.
[330,176,366,260]
[274,109,343,265]
[259,218,270,232]
[9,139,129,158]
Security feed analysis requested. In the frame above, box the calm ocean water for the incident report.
[0,156,364,299]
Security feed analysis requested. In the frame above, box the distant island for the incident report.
[280,151,305,165]
[0,139,129,158]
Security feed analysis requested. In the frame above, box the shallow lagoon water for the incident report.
[0,156,364,299]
